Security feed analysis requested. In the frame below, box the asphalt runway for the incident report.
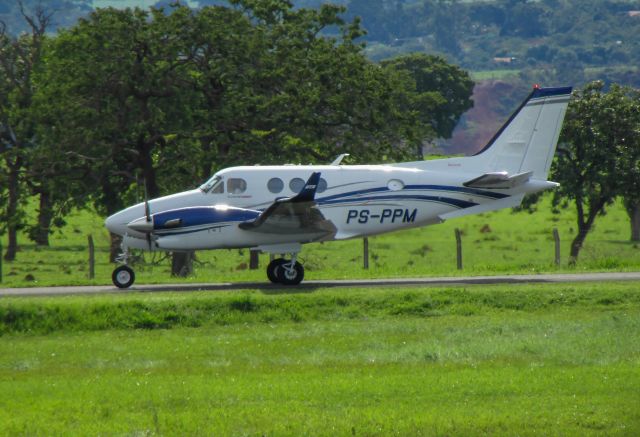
[1,272,640,297]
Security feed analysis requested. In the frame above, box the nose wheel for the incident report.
[267,256,304,285]
[112,265,135,288]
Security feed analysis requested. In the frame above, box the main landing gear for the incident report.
[267,255,304,285]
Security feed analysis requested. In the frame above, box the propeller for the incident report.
[143,179,153,250]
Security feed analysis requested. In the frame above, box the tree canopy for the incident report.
[549,81,640,262]
[1,0,475,261]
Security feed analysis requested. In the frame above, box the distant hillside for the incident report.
[439,80,530,155]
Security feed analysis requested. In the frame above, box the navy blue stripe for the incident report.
[531,86,572,99]
[404,184,508,199]
[318,195,477,209]
[154,207,258,230]
[156,225,230,237]
[317,184,505,203]
[318,186,388,201]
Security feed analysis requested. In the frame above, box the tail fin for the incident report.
[472,86,572,179]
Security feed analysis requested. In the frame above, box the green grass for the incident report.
[1,195,639,288]
[1,282,639,435]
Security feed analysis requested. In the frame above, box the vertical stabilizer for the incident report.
[472,86,572,179]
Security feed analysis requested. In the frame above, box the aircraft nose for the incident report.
[105,211,129,236]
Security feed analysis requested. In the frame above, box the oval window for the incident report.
[289,177,305,193]
[317,178,328,193]
[387,179,404,191]
[267,177,284,193]
[227,178,247,194]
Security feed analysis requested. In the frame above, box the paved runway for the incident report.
[1,272,640,297]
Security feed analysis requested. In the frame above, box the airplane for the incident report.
[105,85,572,288]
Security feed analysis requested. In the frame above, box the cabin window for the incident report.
[289,178,305,193]
[200,175,223,193]
[267,177,284,193]
[317,178,328,193]
[227,178,247,194]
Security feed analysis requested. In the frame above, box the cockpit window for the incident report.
[200,176,224,193]
[228,178,247,194]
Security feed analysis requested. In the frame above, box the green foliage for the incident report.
[551,81,640,260]
[381,53,474,142]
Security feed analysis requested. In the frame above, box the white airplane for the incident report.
[105,85,572,288]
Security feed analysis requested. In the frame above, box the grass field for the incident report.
[1,196,639,288]
[1,282,639,435]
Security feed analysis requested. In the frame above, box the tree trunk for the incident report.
[171,251,195,277]
[4,159,21,261]
[569,229,588,265]
[33,190,53,246]
[626,201,640,242]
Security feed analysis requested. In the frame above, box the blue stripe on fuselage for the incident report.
[316,184,507,203]
[153,207,259,231]
[318,194,477,209]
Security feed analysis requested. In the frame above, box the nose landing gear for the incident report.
[112,244,136,288]
[266,254,304,285]
[112,265,135,288]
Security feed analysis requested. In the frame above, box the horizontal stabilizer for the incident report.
[463,171,533,189]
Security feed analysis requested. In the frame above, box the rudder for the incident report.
[472,86,572,179]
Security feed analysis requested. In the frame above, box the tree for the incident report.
[551,82,636,262]
[33,5,203,262]
[380,53,474,156]
[0,1,51,259]
[614,88,640,241]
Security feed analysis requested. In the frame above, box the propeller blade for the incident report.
[143,178,152,250]
[143,179,151,223]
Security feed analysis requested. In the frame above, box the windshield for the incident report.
[199,175,223,193]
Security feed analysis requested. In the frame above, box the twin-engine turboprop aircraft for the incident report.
[105,85,572,288]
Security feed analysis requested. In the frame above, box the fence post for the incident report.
[553,228,561,266]
[88,235,95,279]
[0,241,3,283]
[363,237,369,269]
[455,228,463,270]
[249,249,260,270]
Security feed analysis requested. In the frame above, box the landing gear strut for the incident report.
[112,244,136,288]
[266,254,304,285]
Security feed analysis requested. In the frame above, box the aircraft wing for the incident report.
[238,172,337,238]
[463,171,533,189]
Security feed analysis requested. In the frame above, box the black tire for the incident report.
[112,265,135,288]
[277,262,304,285]
[267,258,287,284]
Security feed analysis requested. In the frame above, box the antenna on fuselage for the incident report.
[331,153,350,165]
